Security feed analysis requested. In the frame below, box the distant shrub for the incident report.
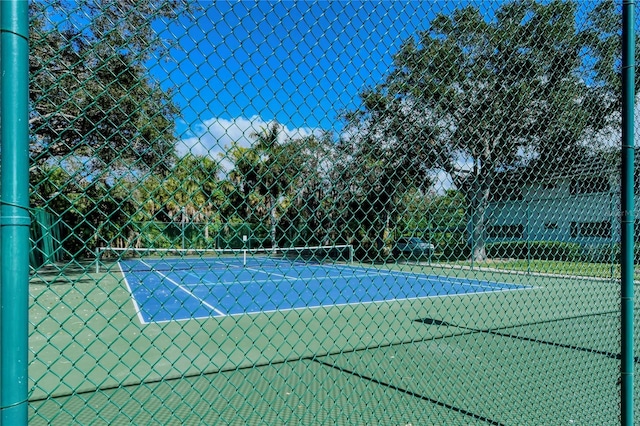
[580,244,618,263]
[431,231,469,261]
[486,241,582,261]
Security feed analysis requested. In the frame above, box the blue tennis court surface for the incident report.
[119,258,532,324]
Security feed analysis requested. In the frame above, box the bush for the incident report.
[580,244,618,263]
[486,241,582,262]
[351,234,390,263]
[432,231,469,261]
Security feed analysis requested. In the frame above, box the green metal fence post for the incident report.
[526,202,531,275]
[0,5,2,421]
[0,0,30,424]
[611,191,616,282]
[621,1,636,424]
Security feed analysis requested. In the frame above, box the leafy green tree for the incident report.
[30,162,138,257]
[224,126,338,249]
[29,0,185,175]
[353,0,618,261]
[28,1,194,257]
[342,92,437,260]
[137,154,223,247]
[581,0,640,117]
[250,123,284,249]
[275,132,338,246]
[225,123,316,249]
[224,142,267,232]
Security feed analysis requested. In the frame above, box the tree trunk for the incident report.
[470,205,487,262]
[467,175,492,262]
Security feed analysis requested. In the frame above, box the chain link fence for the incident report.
[4,0,637,423]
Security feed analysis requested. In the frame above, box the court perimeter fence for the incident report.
[1,0,639,424]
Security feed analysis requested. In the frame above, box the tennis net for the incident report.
[96,244,354,273]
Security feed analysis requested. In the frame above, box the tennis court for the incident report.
[118,248,532,323]
[13,0,637,424]
[28,262,623,424]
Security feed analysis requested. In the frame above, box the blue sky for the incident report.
[148,1,443,156]
[145,0,604,161]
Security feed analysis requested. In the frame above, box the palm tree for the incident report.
[251,123,284,250]
[138,154,222,248]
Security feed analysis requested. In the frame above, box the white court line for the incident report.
[326,264,534,290]
[138,260,225,316]
[147,286,533,324]
[182,272,377,287]
[139,258,527,292]
[118,262,148,325]
[123,258,533,325]
[179,267,526,292]
[161,257,533,293]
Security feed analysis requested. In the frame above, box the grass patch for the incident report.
[433,258,638,280]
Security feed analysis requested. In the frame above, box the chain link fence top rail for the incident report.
[21,0,638,424]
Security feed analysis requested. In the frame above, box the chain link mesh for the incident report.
[25,0,635,423]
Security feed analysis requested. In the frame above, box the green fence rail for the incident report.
[1,0,638,424]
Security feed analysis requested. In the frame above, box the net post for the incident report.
[243,235,248,266]
[95,247,102,274]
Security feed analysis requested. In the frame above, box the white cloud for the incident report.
[177,115,322,171]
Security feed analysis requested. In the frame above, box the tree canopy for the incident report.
[350,0,627,260]
[29,0,187,176]
[28,0,633,262]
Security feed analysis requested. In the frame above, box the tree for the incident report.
[354,0,617,261]
[30,162,138,257]
[138,154,223,247]
[275,132,339,246]
[224,125,337,249]
[224,143,263,226]
[29,0,186,176]
[583,0,640,105]
[28,1,193,258]
[246,123,322,249]
[250,123,284,249]
[341,91,438,260]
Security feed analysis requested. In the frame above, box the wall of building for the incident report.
[485,176,622,246]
